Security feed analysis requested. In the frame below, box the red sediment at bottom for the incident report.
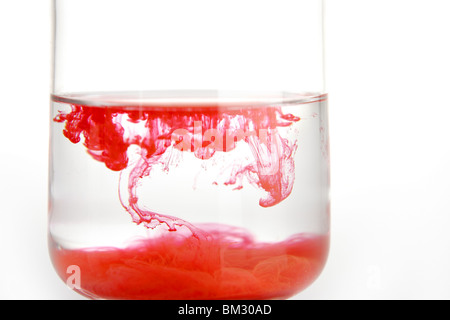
[50,227,329,300]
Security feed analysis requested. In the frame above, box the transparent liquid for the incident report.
[49,91,330,299]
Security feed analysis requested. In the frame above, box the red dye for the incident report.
[54,102,300,230]
[52,98,328,299]
[50,229,329,300]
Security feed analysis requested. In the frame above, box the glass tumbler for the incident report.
[49,0,329,300]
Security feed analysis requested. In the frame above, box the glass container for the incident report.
[49,0,329,300]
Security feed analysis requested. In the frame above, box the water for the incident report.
[48,91,330,299]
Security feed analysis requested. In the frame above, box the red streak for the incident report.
[54,104,300,229]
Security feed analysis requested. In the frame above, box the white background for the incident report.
[1,0,449,300]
